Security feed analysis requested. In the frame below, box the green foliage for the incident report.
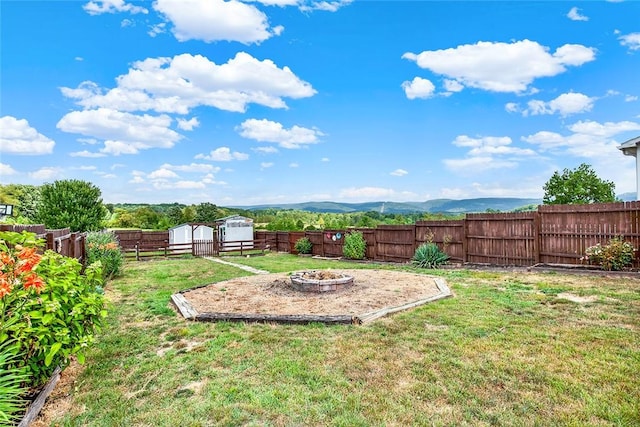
[0,340,28,425]
[342,231,366,260]
[412,243,449,269]
[0,184,41,222]
[294,237,313,254]
[86,231,124,280]
[195,202,223,223]
[35,179,107,231]
[543,163,617,205]
[0,231,107,387]
[582,237,635,271]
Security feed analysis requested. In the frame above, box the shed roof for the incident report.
[215,215,252,222]
[169,222,215,231]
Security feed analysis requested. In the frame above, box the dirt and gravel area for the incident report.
[181,269,444,316]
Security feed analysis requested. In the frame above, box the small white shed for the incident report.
[169,223,215,245]
[215,215,254,249]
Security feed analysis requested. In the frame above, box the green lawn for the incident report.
[42,254,639,426]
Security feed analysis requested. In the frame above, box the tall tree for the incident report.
[36,180,107,231]
[543,163,617,205]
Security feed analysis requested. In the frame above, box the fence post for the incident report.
[45,232,54,252]
[164,240,168,257]
[69,233,77,259]
[135,242,140,261]
[533,211,541,265]
[462,218,468,263]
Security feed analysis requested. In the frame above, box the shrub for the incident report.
[0,231,107,387]
[582,237,635,271]
[343,231,366,260]
[294,237,313,255]
[86,230,124,280]
[412,243,449,269]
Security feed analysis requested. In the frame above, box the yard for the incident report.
[33,254,639,426]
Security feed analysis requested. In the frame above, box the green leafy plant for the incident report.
[294,237,313,255]
[1,231,107,387]
[86,230,124,280]
[412,243,449,269]
[582,237,635,271]
[0,340,28,425]
[342,231,366,260]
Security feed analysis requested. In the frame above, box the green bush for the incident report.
[86,230,124,279]
[343,231,366,260]
[294,237,313,254]
[412,243,449,269]
[0,231,107,388]
[582,237,635,271]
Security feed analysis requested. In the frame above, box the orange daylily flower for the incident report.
[23,273,45,292]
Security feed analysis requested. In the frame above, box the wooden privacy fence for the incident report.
[255,201,640,268]
[0,224,86,263]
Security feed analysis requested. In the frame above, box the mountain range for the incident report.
[235,197,542,214]
[236,193,637,214]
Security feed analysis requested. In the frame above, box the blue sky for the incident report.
[1,0,639,206]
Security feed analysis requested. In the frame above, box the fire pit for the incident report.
[290,270,354,293]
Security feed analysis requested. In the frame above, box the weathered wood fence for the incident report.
[256,201,640,268]
[0,224,86,263]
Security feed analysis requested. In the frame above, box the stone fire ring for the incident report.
[170,270,453,325]
[290,270,354,293]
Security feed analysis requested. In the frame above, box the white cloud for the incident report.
[195,147,249,161]
[148,23,166,37]
[129,175,145,184]
[148,168,179,179]
[401,77,435,99]
[289,162,299,168]
[70,150,107,158]
[567,7,588,21]
[57,108,182,155]
[0,163,17,176]
[237,118,323,149]
[619,32,640,51]
[337,187,418,202]
[83,0,147,15]
[523,92,594,117]
[390,169,408,176]
[29,167,64,181]
[443,156,518,173]
[443,79,464,93]
[299,0,353,12]
[161,163,220,173]
[523,119,640,157]
[260,162,274,169]
[444,135,536,174]
[626,95,638,102]
[253,146,279,154]
[0,116,55,155]
[176,117,199,131]
[403,40,595,93]
[321,157,330,162]
[153,180,206,190]
[61,52,316,114]
[505,102,519,113]
[153,0,280,44]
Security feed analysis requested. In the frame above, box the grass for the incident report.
[43,254,639,426]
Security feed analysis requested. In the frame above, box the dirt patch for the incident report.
[556,292,599,304]
[182,269,444,316]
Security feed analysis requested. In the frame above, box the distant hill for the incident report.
[618,192,637,202]
[234,197,542,214]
